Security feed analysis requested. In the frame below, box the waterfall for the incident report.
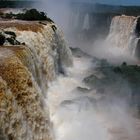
[0,20,72,90]
[106,15,138,55]
[83,14,90,30]
[0,47,52,140]
[46,15,140,140]
[0,19,73,140]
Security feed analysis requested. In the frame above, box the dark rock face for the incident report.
[60,97,97,111]
[7,37,20,45]
[84,75,99,88]
[113,64,140,107]
[0,34,5,45]
[70,47,90,57]
[135,17,140,58]
[4,31,16,38]
[51,25,57,32]
[135,39,140,59]
[0,31,21,46]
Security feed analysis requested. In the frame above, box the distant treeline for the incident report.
[0,0,38,8]
[94,4,140,16]
[72,3,140,16]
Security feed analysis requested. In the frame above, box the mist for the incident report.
[34,0,139,65]
[32,1,140,140]
[34,0,71,30]
[0,1,139,140]
[47,52,140,140]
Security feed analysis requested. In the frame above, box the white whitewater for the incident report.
[106,15,138,54]
[0,20,73,140]
[91,15,139,64]
[47,54,140,140]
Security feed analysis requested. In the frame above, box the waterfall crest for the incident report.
[0,20,73,89]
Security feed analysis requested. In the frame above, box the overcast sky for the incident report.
[41,0,140,6]
[94,0,140,5]
[70,0,140,5]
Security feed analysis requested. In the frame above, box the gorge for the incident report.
[0,2,140,140]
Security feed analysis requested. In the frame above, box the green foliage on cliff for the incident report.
[16,9,53,22]
[2,9,54,22]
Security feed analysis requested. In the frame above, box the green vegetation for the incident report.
[113,64,140,86]
[1,9,54,22]
[73,3,140,16]
[16,9,53,22]
[83,61,140,110]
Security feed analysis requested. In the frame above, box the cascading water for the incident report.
[0,18,72,140]
[83,14,90,30]
[106,15,138,55]
[46,15,140,140]
[91,15,140,64]
[0,47,51,140]
[0,20,72,90]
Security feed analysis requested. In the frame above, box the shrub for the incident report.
[0,9,54,22]
[16,9,53,22]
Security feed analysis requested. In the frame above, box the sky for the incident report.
[5,0,140,6]
[38,0,140,6]
[67,0,140,5]
[95,0,140,5]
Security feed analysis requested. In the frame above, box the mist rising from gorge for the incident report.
[0,1,140,140]
[32,1,140,140]
[34,0,140,65]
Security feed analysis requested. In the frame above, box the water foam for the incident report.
[47,54,140,140]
